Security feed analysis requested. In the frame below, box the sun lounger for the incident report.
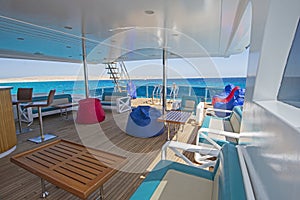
[130,143,247,200]
[195,105,243,164]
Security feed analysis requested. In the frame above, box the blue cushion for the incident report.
[219,143,246,200]
[130,106,151,126]
[101,92,127,101]
[126,107,164,138]
[130,160,216,200]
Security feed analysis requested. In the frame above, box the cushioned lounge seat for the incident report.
[199,106,243,145]
[76,98,105,124]
[130,143,246,200]
[125,106,164,138]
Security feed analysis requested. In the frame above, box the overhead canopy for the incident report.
[0,0,251,63]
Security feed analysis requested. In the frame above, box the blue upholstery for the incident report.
[199,106,243,145]
[130,160,217,200]
[101,92,128,106]
[218,144,246,200]
[130,106,151,126]
[126,107,164,138]
[130,143,246,200]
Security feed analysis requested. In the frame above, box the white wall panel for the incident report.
[242,0,300,199]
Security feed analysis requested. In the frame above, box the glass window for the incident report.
[277,20,300,108]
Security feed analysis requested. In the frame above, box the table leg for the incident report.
[38,107,44,141]
[16,103,23,133]
[167,123,170,141]
[95,186,104,200]
[175,124,180,141]
[64,107,68,119]
[59,108,63,118]
[40,178,49,198]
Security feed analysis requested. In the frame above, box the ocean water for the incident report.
[0,77,246,100]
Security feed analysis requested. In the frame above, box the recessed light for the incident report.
[64,26,72,30]
[34,52,43,55]
[145,10,154,15]
[17,37,24,40]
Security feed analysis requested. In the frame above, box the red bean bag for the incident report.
[76,98,105,124]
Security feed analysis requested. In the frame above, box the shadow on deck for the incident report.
[0,109,199,200]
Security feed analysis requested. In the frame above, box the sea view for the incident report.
[0,77,246,101]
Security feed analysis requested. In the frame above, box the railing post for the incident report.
[205,87,208,103]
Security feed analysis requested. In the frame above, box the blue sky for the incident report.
[0,49,249,79]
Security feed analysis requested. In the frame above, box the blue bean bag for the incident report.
[126,106,165,138]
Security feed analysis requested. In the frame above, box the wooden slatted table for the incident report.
[10,139,127,199]
[157,111,191,141]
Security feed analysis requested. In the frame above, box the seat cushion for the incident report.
[130,106,151,126]
[130,160,215,200]
[218,144,246,200]
[76,98,105,124]
[229,106,242,133]
[126,107,164,138]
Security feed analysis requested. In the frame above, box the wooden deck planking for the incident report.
[0,109,200,200]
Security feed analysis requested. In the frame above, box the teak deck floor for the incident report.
[0,109,200,200]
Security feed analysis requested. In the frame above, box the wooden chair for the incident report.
[12,88,33,133]
[25,90,56,143]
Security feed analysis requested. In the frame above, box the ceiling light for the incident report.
[109,27,136,32]
[33,52,43,55]
[64,26,72,30]
[145,10,154,15]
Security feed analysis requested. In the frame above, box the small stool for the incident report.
[25,90,57,143]
[12,88,33,134]
[76,98,105,124]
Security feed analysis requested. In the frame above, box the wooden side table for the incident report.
[157,111,191,141]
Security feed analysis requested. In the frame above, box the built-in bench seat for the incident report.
[25,94,75,119]
[101,92,131,113]
[199,105,243,146]
[130,143,246,200]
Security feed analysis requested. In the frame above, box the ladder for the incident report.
[105,61,130,92]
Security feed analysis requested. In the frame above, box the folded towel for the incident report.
[130,106,151,126]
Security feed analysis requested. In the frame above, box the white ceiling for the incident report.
[0,0,251,63]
